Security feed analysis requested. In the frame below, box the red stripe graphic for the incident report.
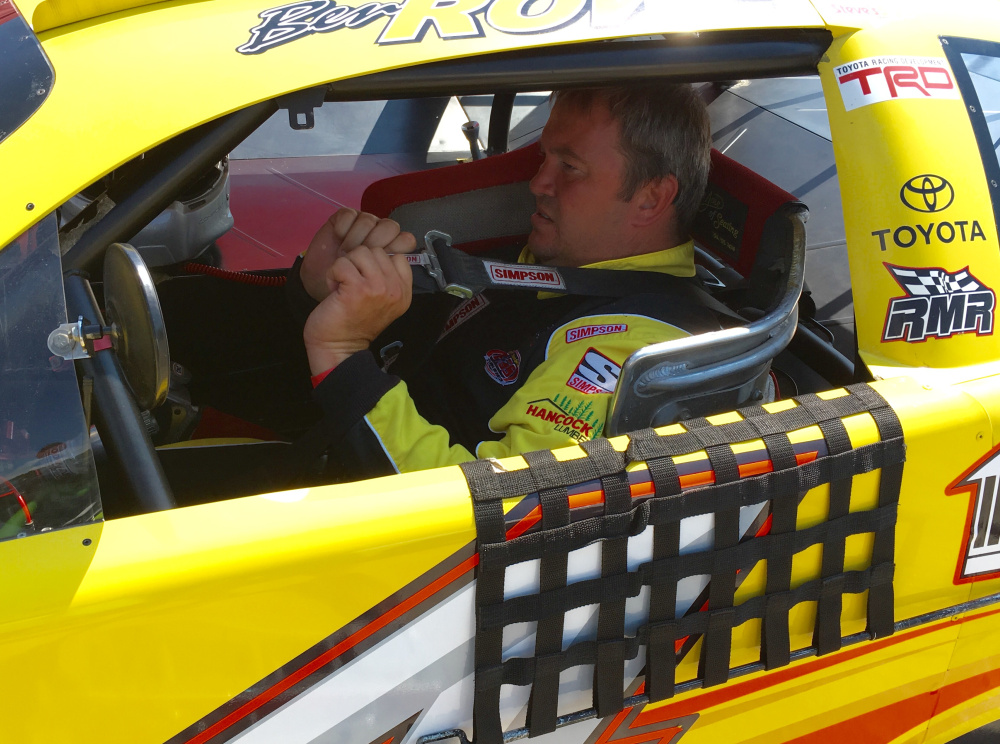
[183,554,478,744]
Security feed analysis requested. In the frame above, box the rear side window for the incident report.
[943,37,1000,241]
[0,0,54,144]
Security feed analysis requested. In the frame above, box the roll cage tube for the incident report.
[63,101,277,277]
[325,30,832,100]
[64,272,175,513]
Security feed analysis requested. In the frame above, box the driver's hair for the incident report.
[553,84,711,237]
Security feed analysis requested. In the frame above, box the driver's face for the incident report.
[527,97,631,267]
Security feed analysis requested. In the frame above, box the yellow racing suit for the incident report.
[301,241,724,476]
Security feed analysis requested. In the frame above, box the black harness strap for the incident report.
[461,384,905,744]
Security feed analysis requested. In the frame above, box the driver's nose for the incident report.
[529,156,556,198]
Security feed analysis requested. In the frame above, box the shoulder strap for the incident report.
[410,236,742,325]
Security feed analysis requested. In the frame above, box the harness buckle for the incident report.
[423,230,475,299]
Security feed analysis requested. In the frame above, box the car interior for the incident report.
[35,33,867,521]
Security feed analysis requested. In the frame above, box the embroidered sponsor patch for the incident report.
[484,349,521,386]
[834,55,959,111]
[566,323,627,344]
[439,294,490,340]
[882,264,995,343]
[483,261,566,290]
[566,348,621,395]
[525,395,603,442]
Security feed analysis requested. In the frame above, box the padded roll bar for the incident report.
[607,204,808,435]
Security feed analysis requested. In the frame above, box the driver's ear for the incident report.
[630,174,679,227]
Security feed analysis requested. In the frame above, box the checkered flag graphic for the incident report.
[888,266,985,297]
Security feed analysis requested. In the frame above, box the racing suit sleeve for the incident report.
[313,313,689,475]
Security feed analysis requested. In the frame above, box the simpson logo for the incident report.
[566,348,621,395]
[882,264,995,343]
[566,323,627,344]
[835,56,959,111]
[238,0,634,55]
[525,395,603,442]
[484,261,566,290]
[484,348,520,386]
[439,294,489,340]
[947,443,1000,582]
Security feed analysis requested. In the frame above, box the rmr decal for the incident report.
[239,0,644,55]
[882,264,995,343]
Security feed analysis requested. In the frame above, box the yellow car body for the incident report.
[3,1,1000,743]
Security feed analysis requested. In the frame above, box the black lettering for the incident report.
[872,228,891,251]
[885,297,928,341]
[966,291,996,334]
[955,220,968,240]
[894,226,917,248]
[938,222,956,243]
[972,220,987,241]
[926,294,966,337]
[916,223,934,243]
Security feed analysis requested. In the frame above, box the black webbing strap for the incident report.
[634,428,684,703]
[586,439,633,718]
[412,237,744,324]
[461,384,905,744]
[524,450,570,737]
[738,406,801,671]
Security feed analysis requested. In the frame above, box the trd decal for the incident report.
[834,55,960,111]
[947,443,1000,583]
[239,0,643,55]
[882,264,995,343]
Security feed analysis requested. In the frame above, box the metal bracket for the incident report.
[47,316,114,361]
[278,86,327,131]
[47,317,90,360]
[423,230,475,299]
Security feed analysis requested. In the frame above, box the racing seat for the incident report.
[360,144,807,434]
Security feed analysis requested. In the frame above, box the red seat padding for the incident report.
[693,150,799,278]
[361,143,543,255]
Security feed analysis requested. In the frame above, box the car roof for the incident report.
[1,0,998,248]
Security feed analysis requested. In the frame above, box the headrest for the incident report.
[692,150,799,278]
[361,143,543,254]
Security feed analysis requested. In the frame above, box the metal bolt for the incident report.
[25,203,34,211]
[82,538,92,546]
[978,432,986,440]
[971,105,978,113]
[992,180,998,188]
[36,88,45,96]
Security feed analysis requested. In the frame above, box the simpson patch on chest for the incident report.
[566,348,621,395]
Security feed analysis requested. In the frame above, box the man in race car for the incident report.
[289,83,717,475]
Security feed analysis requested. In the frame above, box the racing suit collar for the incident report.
[516,239,696,278]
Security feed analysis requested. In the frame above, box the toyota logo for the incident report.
[900,174,955,213]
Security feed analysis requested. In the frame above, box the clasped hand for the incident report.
[300,208,418,375]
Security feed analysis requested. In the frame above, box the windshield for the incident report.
[0,0,54,145]
[0,216,102,539]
